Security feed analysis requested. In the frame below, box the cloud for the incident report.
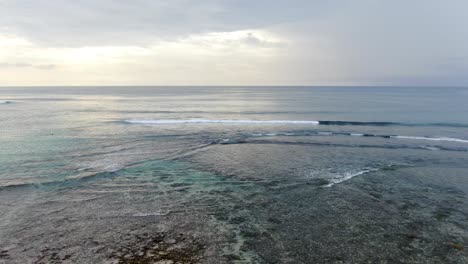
[0,62,56,70]
[0,0,329,47]
[179,30,284,50]
[1,0,468,85]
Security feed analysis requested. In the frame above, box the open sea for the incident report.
[0,86,467,263]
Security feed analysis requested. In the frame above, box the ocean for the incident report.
[0,86,467,263]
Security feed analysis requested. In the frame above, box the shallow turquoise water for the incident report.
[0,87,467,263]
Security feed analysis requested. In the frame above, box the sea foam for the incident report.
[125,119,320,125]
[247,131,468,144]
[324,169,379,187]
[392,136,468,144]
[123,119,468,128]
[124,119,468,144]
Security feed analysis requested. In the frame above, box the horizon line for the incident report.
[1,85,468,88]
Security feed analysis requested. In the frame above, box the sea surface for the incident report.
[0,86,467,263]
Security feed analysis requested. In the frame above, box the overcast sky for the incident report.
[1,0,467,86]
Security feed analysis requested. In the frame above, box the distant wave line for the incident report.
[123,119,468,128]
[393,135,468,143]
[124,119,320,125]
[248,131,468,144]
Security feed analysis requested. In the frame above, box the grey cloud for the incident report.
[273,0,468,86]
[0,0,331,47]
[241,33,282,47]
[1,0,468,85]
[434,56,468,72]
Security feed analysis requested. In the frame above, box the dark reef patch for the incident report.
[112,233,204,264]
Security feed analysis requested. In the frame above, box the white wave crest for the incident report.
[393,135,468,144]
[125,119,320,125]
[0,100,13,104]
[324,169,379,188]
[133,210,172,217]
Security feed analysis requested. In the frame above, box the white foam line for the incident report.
[325,169,379,188]
[248,131,468,144]
[393,135,468,144]
[133,211,172,217]
[125,119,320,125]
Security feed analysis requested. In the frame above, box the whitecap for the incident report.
[421,146,440,151]
[250,133,264,136]
[124,119,320,125]
[324,168,379,188]
[133,211,172,217]
[392,135,468,144]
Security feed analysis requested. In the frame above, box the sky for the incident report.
[1,0,468,86]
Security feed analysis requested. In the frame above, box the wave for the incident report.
[216,138,468,153]
[0,170,120,190]
[392,136,468,143]
[324,169,379,187]
[319,121,398,126]
[125,119,320,125]
[123,119,468,128]
[318,120,468,127]
[86,110,303,115]
[317,121,468,128]
[0,100,13,104]
[247,131,468,144]
[132,211,172,217]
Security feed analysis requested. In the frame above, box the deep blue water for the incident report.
[0,87,467,263]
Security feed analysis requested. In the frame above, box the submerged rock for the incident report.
[112,233,204,264]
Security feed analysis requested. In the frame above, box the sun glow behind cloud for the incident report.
[1,0,468,86]
[0,30,288,85]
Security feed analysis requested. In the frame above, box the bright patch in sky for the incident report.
[0,0,467,86]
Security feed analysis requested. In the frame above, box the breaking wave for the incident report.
[248,131,468,144]
[123,119,468,128]
[124,119,320,125]
[392,136,468,143]
[0,170,120,190]
[324,169,379,187]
